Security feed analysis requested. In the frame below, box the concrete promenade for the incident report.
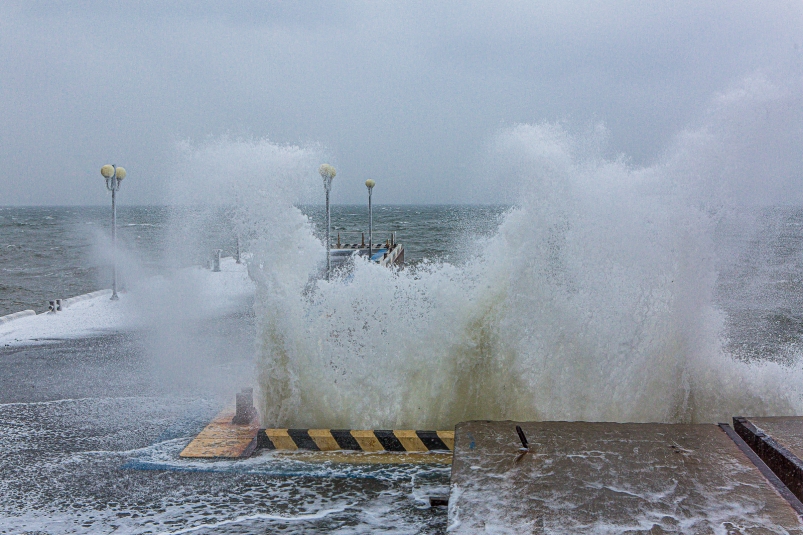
[449,420,803,534]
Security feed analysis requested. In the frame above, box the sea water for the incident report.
[4,203,803,367]
[0,204,504,317]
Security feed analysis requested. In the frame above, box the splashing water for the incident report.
[183,75,803,430]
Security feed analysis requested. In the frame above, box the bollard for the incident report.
[55,299,62,312]
[232,387,258,425]
[212,249,222,272]
[48,300,56,313]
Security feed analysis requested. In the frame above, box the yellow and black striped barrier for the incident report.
[180,390,455,460]
[257,429,454,452]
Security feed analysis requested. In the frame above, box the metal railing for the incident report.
[331,230,397,249]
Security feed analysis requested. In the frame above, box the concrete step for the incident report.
[735,416,803,506]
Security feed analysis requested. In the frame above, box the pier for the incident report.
[329,231,405,270]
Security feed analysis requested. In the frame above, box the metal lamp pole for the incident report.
[365,179,375,258]
[319,164,337,280]
[100,164,126,300]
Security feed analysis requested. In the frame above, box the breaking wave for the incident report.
[185,75,803,429]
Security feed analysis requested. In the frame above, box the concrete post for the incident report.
[232,387,257,425]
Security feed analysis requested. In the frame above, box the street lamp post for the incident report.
[100,164,126,300]
[365,179,375,258]
[319,164,337,280]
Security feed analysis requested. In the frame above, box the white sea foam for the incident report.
[155,505,354,535]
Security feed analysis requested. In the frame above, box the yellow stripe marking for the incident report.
[308,429,340,451]
[273,451,452,464]
[265,429,298,450]
[350,430,385,451]
[437,430,455,450]
[393,430,428,451]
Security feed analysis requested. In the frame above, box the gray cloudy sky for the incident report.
[1,1,801,205]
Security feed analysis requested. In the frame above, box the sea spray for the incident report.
[131,138,321,393]
[176,75,803,428]
[240,112,794,428]
[249,123,792,429]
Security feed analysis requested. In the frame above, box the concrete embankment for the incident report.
[61,289,112,308]
[0,288,120,347]
[0,289,111,325]
[0,310,36,325]
[448,420,803,533]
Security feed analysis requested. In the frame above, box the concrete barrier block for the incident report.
[0,310,36,325]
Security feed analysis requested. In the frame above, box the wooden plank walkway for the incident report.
[179,407,259,459]
[179,409,454,462]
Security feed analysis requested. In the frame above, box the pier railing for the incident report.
[331,230,398,249]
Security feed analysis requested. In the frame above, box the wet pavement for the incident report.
[449,420,803,534]
[0,315,449,534]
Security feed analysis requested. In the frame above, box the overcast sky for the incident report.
[1,1,801,205]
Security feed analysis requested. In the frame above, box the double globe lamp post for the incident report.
[100,164,126,300]
[319,166,378,278]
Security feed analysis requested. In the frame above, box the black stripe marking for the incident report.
[416,430,449,451]
[331,429,361,450]
[257,430,275,450]
[374,430,406,452]
[287,429,319,450]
